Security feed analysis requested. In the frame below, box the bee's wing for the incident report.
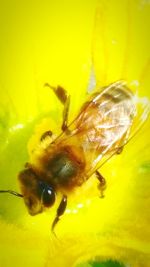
[88,90,150,177]
[73,81,149,176]
[56,81,149,179]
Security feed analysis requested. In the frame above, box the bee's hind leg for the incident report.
[95,171,106,198]
[44,83,70,133]
[116,146,124,154]
[51,195,67,234]
[116,130,130,155]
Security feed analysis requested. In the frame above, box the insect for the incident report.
[0,81,149,233]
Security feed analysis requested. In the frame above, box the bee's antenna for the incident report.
[0,190,23,198]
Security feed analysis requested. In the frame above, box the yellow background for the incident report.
[0,0,150,267]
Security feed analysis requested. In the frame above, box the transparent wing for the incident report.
[88,85,150,177]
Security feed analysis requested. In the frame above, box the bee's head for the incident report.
[18,167,56,215]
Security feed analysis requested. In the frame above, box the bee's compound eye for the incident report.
[41,186,56,207]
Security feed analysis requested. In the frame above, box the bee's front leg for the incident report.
[95,170,106,198]
[51,195,67,234]
[44,83,70,133]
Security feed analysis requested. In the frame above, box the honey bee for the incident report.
[0,81,149,232]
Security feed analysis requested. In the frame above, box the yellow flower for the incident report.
[0,1,150,267]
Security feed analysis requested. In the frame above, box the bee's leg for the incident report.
[116,146,124,154]
[62,95,70,133]
[51,195,67,234]
[95,171,106,198]
[44,83,70,133]
[116,130,130,155]
[40,130,53,141]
